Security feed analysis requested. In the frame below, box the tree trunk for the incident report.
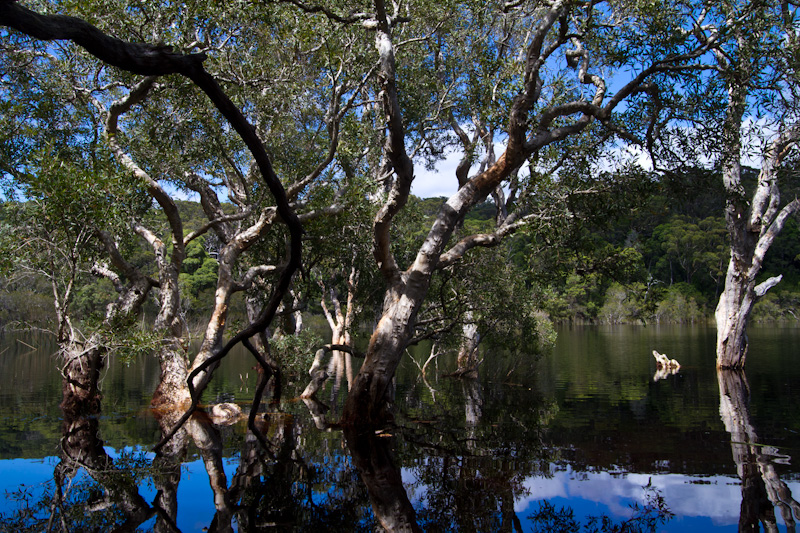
[151,341,192,410]
[59,337,105,417]
[455,315,480,377]
[188,246,240,397]
[150,258,192,409]
[715,259,757,369]
[343,290,423,425]
[711,38,800,368]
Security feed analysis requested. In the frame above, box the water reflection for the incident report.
[5,326,800,531]
[345,428,421,532]
[55,410,155,530]
[718,370,800,532]
[4,405,377,531]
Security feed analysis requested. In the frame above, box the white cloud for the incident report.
[411,150,463,199]
[410,140,508,199]
[514,466,770,527]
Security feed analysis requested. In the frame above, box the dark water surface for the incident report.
[1,324,799,531]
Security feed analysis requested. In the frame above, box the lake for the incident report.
[1,324,799,531]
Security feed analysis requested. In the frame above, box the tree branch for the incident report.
[436,214,532,268]
[371,0,415,288]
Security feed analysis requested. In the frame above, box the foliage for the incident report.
[270,328,324,379]
[178,237,219,315]
[652,283,705,324]
[528,483,674,533]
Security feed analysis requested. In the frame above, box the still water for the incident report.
[0,324,798,531]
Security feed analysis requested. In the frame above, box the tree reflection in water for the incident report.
[718,370,800,532]
[0,373,683,532]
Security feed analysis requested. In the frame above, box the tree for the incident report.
[0,0,304,425]
[336,0,710,424]
[655,1,800,368]
[651,214,727,287]
[1,0,717,428]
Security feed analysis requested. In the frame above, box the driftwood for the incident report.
[652,350,680,382]
[208,402,244,426]
[652,350,680,369]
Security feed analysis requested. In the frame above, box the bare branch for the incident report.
[183,207,255,245]
[233,265,279,292]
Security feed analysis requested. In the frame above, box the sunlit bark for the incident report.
[343,0,703,425]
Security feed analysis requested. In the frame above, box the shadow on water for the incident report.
[2,325,800,531]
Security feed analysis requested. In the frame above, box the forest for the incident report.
[5,171,800,335]
[1,0,800,428]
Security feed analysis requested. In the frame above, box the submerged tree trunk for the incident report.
[341,0,652,425]
[455,314,481,378]
[316,269,358,399]
[59,337,105,416]
[714,261,758,370]
[709,21,800,369]
[59,247,156,415]
[344,287,426,424]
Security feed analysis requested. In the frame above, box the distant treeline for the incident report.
[418,165,800,325]
[3,165,800,331]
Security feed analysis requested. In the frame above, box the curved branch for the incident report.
[0,1,205,75]
[103,77,187,268]
[371,0,415,287]
[273,0,372,25]
[183,207,254,245]
[232,264,279,292]
[436,214,532,268]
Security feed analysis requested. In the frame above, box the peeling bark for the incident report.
[59,339,105,416]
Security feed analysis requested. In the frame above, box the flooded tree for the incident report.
[6,0,784,431]
[0,1,374,420]
[646,1,800,369]
[336,0,712,424]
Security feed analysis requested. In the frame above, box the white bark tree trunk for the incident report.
[343,0,693,425]
[714,115,800,368]
[702,14,800,369]
[456,312,481,377]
